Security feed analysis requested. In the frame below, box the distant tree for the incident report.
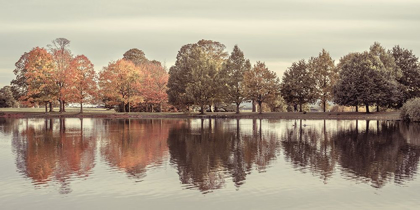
[309,49,338,112]
[49,38,73,112]
[167,40,228,112]
[123,48,148,66]
[389,45,420,106]
[243,61,281,114]
[219,45,251,114]
[99,59,142,112]
[10,52,29,103]
[67,55,97,113]
[23,47,57,112]
[141,62,169,112]
[281,60,317,112]
[265,94,287,112]
[0,86,17,108]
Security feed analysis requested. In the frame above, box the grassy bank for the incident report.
[0,107,401,120]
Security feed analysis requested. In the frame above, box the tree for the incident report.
[243,61,281,114]
[141,62,169,112]
[309,49,338,112]
[123,48,148,66]
[0,86,17,108]
[67,55,97,113]
[220,45,251,113]
[23,47,57,112]
[49,38,73,112]
[389,45,420,106]
[281,60,317,112]
[333,52,398,113]
[99,59,142,112]
[167,40,228,113]
[10,52,30,104]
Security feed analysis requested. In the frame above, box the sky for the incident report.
[1,0,420,87]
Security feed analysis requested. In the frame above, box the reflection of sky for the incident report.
[1,0,420,87]
[1,118,420,209]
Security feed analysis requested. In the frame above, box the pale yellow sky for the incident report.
[1,0,420,86]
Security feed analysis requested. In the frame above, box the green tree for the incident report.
[123,48,148,66]
[167,40,228,112]
[243,61,281,114]
[219,45,251,113]
[0,86,17,108]
[281,60,317,112]
[309,49,338,112]
[10,52,29,103]
[389,45,420,106]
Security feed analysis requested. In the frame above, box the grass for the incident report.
[0,107,401,120]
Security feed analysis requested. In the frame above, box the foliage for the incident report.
[123,48,148,66]
[243,61,281,114]
[140,62,169,112]
[400,98,420,122]
[0,86,17,108]
[10,52,29,101]
[66,55,98,112]
[309,49,338,112]
[390,45,420,106]
[219,45,251,113]
[281,59,317,112]
[99,59,142,112]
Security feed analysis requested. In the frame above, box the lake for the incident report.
[1,118,420,209]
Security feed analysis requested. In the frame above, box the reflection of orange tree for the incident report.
[168,119,280,193]
[333,121,420,188]
[12,118,96,194]
[100,119,172,179]
[281,119,337,183]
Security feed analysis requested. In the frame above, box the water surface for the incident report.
[1,118,420,209]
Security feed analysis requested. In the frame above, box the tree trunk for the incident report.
[252,100,256,112]
[200,104,204,114]
[299,103,303,112]
[323,99,326,112]
[80,102,83,113]
[159,103,162,112]
[59,100,62,112]
[62,101,66,112]
[45,103,48,113]
[366,104,370,113]
[236,103,240,114]
[356,105,358,112]
[49,102,53,112]
[376,105,379,112]
[151,104,154,113]
[258,101,262,114]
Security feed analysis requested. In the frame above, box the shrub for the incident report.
[400,98,420,122]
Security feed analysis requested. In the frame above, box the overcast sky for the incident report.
[1,0,420,87]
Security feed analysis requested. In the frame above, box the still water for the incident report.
[1,118,420,209]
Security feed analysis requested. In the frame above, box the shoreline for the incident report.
[0,110,402,121]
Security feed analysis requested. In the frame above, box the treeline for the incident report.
[2,38,420,114]
[3,38,169,112]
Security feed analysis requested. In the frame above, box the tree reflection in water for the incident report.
[11,118,96,194]
[100,119,175,180]
[167,119,280,193]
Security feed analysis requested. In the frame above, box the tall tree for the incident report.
[389,45,420,106]
[281,60,317,112]
[167,40,228,112]
[141,62,169,112]
[49,38,73,112]
[23,47,57,112]
[309,49,338,112]
[10,52,29,103]
[67,55,98,113]
[220,45,251,114]
[243,61,281,114]
[99,59,142,112]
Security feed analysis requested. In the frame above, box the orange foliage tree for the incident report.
[141,63,169,112]
[99,59,142,112]
[23,47,57,112]
[66,55,98,113]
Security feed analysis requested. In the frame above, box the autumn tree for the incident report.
[281,60,317,112]
[99,59,142,112]
[23,47,57,112]
[167,40,228,113]
[243,61,281,114]
[49,38,73,112]
[309,49,338,112]
[389,45,420,106]
[141,62,169,112]
[220,45,251,114]
[66,55,98,113]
